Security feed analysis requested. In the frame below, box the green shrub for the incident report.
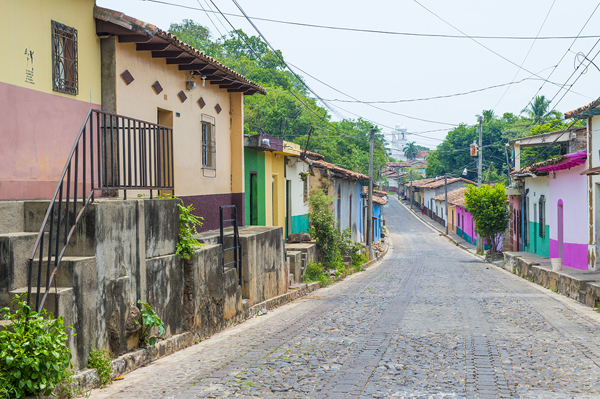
[308,190,343,267]
[137,300,166,347]
[158,194,204,261]
[303,262,332,287]
[0,295,73,399]
[87,348,112,388]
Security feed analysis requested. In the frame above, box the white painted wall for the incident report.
[285,157,309,218]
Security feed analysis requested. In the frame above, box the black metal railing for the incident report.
[219,205,242,286]
[28,109,174,312]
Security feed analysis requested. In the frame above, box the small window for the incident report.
[52,21,78,95]
[201,115,215,169]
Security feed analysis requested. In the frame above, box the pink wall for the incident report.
[0,82,99,200]
[508,195,521,251]
[456,206,475,241]
[548,164,588,269]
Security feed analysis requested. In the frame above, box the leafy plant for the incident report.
[87,347,112,388]
[158,194,204,261]
[137,300,166,347]
[308,190,344,268]
[464,184,510,257]
[0,295,73,399]
[303,262,332,287]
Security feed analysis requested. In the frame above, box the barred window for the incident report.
[201,115,215,169]
[52,21,78,95]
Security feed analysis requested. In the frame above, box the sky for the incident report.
[96,0,600,149]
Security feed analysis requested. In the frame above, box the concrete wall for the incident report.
[0,0,101,199]
[549,164,588,269]
[334,180,361,242]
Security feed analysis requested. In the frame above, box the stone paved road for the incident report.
[89,197,600,399]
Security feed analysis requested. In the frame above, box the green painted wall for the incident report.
[244,148,266,226]
[523,221,550,258]
[291,214,309,234]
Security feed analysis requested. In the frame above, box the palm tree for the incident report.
[403,141,418,160]
[521,95,559,124]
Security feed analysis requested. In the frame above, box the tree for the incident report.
[521,95,560,125]
[403,141,419,160]
[464,184,509,259]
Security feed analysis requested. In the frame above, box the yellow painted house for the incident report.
[0,0,102,199]
[244,134,302,235]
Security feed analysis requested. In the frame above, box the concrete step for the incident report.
[24,200,84,233]
[0,232,40,292]
[0,201,25,234]
[29,256,96,287]
[3,286,74,319]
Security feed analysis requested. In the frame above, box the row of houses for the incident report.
[384,160,428,192]
[505,119,591,269]
[0,0,385,244]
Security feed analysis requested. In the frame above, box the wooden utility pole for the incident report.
[397,169,400,200]
[367,126,375,259]
[477,116,485,254]
[444,175,449,235]
[409,170,413,210]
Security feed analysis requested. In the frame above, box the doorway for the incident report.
[249,172,258,225]
[286,179,292,237]
[157,108,173,194]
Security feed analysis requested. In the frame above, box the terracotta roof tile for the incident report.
[419,177,476,189]
[565,97,600,119]
[94,6,266,95]
[307,159,368,181]
[373,196,388,205]
[432,187,468,207]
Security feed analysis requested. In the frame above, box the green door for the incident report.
[250,173,258,225]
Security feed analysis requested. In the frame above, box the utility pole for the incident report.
[367,126,375,259]
[477,116,483,188]
[409,170,413,210]
[397,169,400,200]
[444,175,448,235]
[476,116,484,254]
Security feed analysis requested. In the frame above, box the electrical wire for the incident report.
[143,0,600,41]
[492,0,556,111]
[527,2,600,106]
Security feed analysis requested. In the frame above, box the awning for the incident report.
[536,151,587,172]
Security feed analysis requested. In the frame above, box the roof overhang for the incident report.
[508,128,585,148]
[565,97,600,119]
[536,151,587,172]
[94,6,266,96]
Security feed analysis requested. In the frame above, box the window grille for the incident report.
[52,21,78,95]
[539,195,545,238]
[201,115,216,170]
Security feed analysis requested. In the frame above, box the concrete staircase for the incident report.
[0,200,95,369]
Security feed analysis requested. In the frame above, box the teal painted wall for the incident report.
[291,214,309,234]
[244,148,266,226]
[524,221,550,258]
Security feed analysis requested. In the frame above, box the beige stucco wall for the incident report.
[114,42,243,197]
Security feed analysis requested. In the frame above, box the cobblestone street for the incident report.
[89,197,600,399]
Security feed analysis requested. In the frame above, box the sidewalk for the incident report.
[396,197,600,310]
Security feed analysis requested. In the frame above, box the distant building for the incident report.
[389,125,408,161]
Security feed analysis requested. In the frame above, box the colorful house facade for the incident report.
[243,134,301,235]
[94,7,265,231]
[565,99,600,270]
[1,0,102,200]
[304,152,367,243]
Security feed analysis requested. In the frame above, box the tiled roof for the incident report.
[373,196,388,205]
[432,187,468,207]
[419,177,476,189]
[306,159,368,181]
[416,150,430,159]
[565,97,600,119]
[386,161,411,168]
[402,178,437,187]
[302,150,325,161]
[511,156,565,176]
[94,6,266,95]
[361,187,388,197]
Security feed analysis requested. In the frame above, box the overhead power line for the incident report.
[143,0,600,41]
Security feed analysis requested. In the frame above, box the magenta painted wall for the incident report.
[0,82,99,200]
[548,164,588,269]
[456,206,476,242]
[508,195,521,251]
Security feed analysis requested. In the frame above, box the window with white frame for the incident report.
[201,115,215,170]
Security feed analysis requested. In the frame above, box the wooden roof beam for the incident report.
[166,57,197,65]
[118,34,152,43]
[152,50,185,58]
[136,42,169,51]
